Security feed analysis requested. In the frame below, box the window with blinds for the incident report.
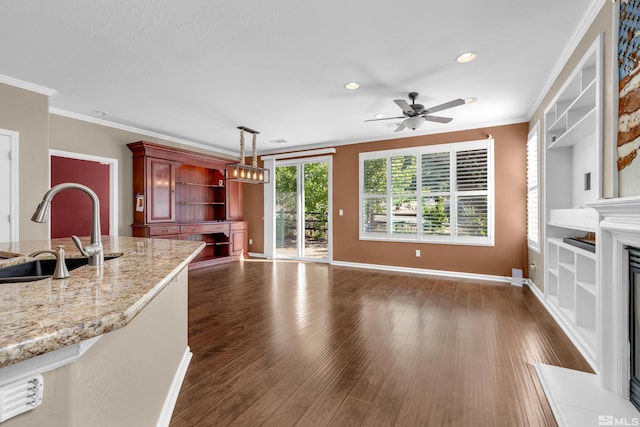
[527,124,540,251]
[360,139,494,245]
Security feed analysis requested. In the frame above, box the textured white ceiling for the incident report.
[0,0,598,154]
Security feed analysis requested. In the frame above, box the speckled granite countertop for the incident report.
[0,236,204,368]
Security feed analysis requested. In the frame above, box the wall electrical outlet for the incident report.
[249,239,252,245]
[339,209,344,216]
[415,249,421,257]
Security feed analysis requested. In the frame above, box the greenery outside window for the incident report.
[360,139,494,245]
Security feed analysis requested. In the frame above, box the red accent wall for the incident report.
[51,156,110,238]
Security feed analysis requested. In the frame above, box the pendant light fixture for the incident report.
[225,126,270,184]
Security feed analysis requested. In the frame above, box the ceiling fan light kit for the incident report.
[365,92,465,132]
[225,126,270,184]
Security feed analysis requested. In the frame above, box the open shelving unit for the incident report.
[175,165,226,223]
[129,141,248,268]
[543,35,602,370]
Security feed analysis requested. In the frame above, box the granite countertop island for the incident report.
[0,236,204,368]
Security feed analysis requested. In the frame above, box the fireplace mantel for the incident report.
[589,196,640,224]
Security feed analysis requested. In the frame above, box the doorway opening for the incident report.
[275,157,331,261]
[0,129,19,243]
[49,150,118,238]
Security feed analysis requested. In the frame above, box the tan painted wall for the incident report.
[246,123,528,277]
[334,123,528,277]
[49,115,235,236]
[0,84,50,241]
[3,268,188,427]
[244,181,264,253]
[0,83,236,240]
[528,2,615,292]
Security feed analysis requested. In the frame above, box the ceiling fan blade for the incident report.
[424,98,465,114]
[394,123,406,132]
[423,115,453,124]
[393,99,414,115]
[364,116,405,122]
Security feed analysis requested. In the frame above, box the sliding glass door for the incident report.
[275,158,331,260]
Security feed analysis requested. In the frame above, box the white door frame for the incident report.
[49,149,119,236]
[1,129,19,242]
[271,155,333,262]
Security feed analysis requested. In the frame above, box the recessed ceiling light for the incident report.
[456,52,477,63]
[375,113,385,119]
[344,82,360,90]
[464,97,478,104]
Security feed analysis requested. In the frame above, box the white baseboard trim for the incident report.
[330,260,513,284]
[156,346,192,427]
[526,281,598,373]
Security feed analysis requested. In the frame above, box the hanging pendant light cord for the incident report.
[252,133,258,168]
[239,128,245,165]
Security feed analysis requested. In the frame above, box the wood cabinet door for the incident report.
[226,180,243,220]
[230,229,247,256]
[146,157,175,223]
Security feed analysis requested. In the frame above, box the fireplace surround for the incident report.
[590,196,640,399]
[629,247,640,411]
[534,197,640,425]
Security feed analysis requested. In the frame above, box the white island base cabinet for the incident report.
[2,268,190,427]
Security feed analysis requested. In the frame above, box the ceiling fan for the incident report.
[366,92,465,132]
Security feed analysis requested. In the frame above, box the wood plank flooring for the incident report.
[170,259,592,426]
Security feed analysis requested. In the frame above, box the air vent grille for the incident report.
[0,375,44,422]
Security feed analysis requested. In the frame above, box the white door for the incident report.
[275,157,331,261]
[0,129,19,243]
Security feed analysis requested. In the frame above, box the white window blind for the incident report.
[360,139,494,245]
[391,155,417,236]
[456,149,488,238]
[527,124,540,251]
[421,152,450,236]
[362,158,388,235]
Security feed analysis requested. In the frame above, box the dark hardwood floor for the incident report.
[170,259,592,426]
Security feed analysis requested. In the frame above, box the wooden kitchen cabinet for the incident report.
[128,141,246,267]
[230,221,248,256]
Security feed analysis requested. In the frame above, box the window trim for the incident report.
[527,123,541,253]
[359,139,494,246]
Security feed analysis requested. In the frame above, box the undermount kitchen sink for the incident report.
[0,254,122,283]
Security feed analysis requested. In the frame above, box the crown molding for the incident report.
[527,0,608,120]
[48,107,238,158]
[258,117,525,156]
[0,74,57,96]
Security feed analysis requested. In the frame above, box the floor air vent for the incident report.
[0,375,44,422]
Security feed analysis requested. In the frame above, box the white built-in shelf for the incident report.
[547,81,597,149]
[548,208,598,232]
[546,234,598,364]
[542,35,602,372]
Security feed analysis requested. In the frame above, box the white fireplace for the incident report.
[590,196,640,399]
[535,197,640,426]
